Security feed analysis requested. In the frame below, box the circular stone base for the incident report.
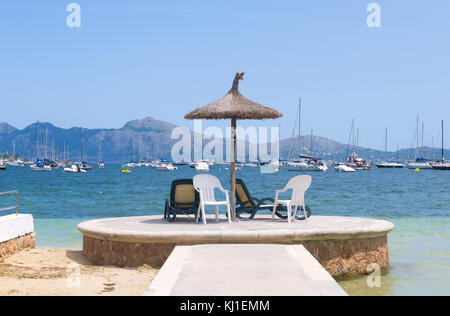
[78,215,394,280]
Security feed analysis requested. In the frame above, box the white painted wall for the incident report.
[0,214,34,243]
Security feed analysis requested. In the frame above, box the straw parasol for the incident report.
[185,72,283,219]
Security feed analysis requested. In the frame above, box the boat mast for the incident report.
[278,122,280,163]
[298,98,301,158]
[81,129,84,162]
[45,128,48,159]
[139,137,142,162]
[345,119,354,162]
[36,120,40,161]
[397,143,399,161]
[356,127,359,155]
[422,122,424,153]
[288,118,296,160]
[98,139,102,162]
[415,115,419,160]
[310,128,313,157]
[385,128,388,161]
[442,120,445,162]
[352,124,355,155]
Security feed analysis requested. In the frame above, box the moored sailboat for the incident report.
[432,120,450,170]
[335,164,355,172]
[287,98,328,172]
[376,128,404,168]
[63,164,86,173]
[406,116,432,169]
[30,160,52,171]
[31,121,52,171]
[345,120,372,170]
[288,154,328,172]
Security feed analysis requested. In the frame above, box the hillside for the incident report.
[0,118,448,162]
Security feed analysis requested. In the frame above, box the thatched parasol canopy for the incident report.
[185,72,283,220]
[185,72,282,120]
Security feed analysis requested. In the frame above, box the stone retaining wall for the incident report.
[82,235,175,268]
[82,235,389,280]
[0,232,36,261]
[303,236,389,280]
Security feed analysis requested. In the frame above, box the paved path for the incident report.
[143,244,348,296]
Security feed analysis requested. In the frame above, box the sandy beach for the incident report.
[0,248,158,296]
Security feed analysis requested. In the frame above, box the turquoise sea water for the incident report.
[0,165,449,295]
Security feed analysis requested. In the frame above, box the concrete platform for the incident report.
[78,215,394,279]
[143,244,348,296]
[0,214,34,243]
[0,214,35,259]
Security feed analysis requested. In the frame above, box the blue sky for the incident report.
[0,0,449,150]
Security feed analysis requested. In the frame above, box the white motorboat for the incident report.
[150,161,160,168]
[195,161,210,172]
[155,163,177,171]
[6,160,24,167]
[405,162,432,169]
[268,160,281,167]
[63,165,86,173]
[287,155,328,172]
[335,164,355,172]
[376,161,404,168]
[30,164,52,172]
[0,161,6,170]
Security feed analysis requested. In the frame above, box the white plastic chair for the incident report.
[272,175,312,223]
[193,174,232,224]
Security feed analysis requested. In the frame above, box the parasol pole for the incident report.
[230,117,237,219]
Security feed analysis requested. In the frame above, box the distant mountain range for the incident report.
[0,118,448,163]
[280,135,448,162]
[0,118,177,163]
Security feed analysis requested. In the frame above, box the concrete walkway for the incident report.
[143,244,348,296]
